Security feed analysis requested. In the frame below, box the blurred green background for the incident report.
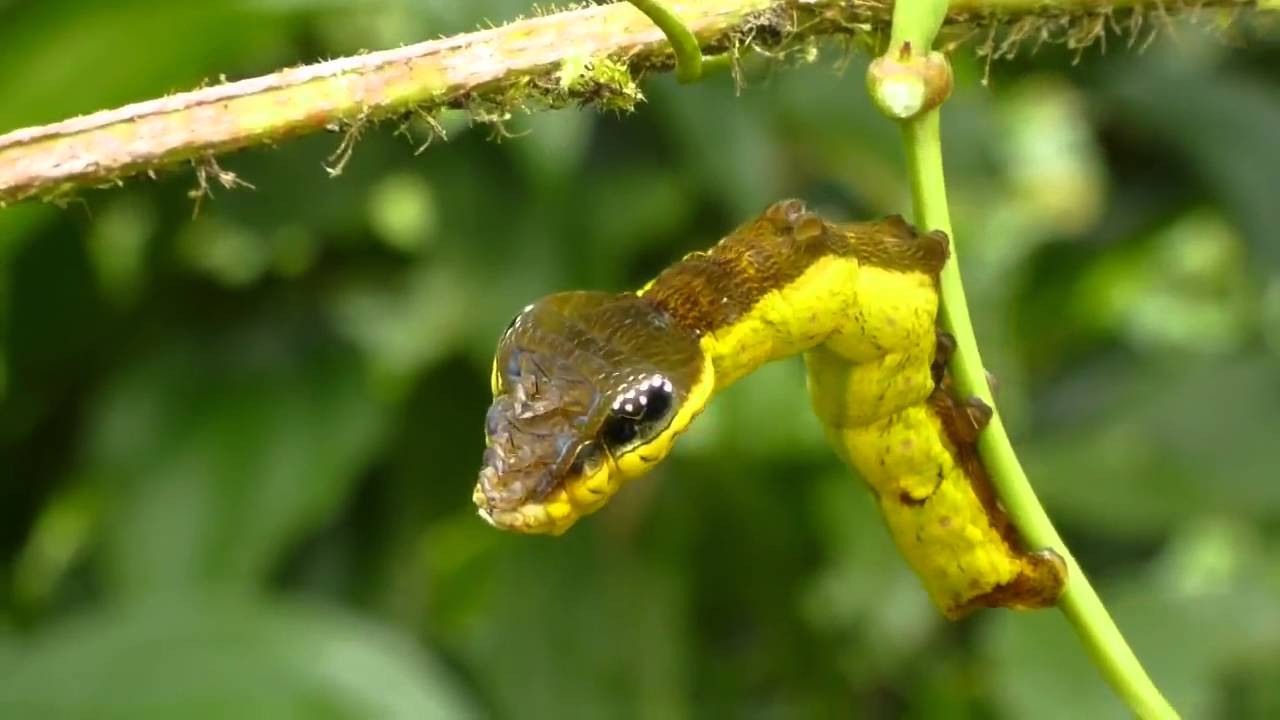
[2,1,1279,718]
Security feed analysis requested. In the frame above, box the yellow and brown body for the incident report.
[474,199,1065,617]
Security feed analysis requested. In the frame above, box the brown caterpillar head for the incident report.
[474,291,708,535]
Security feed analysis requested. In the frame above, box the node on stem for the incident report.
[866,44,953,121]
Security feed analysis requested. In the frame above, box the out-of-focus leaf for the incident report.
[0,0,304,389]
[995,76,1107,238]
[1265,275,1280,358]
[436,531,693,720]
[0,0,296,132]
[0,206,52,261]
[176,217,274,287]
[508,108,595,188]
[308,0,534,47]
[329,261,470,398]
[1025,356,1280,538]
[10,485,98,612]
[650,73,788,218]
[1102,43,1280,269]
[801,471,940,683]
[1073,209,1252,354]
[85,195,158,307]
[366,173,439,255]
[82,333,388,596]
[576,163,698,290]
[769,53,905,211]
[0,599,476,720]
[982,600,1146,720]
[982,518,1280,720]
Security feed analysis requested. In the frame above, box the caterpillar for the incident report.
[473,199,1065,618]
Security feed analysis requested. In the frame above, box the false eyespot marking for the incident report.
[611,374,673,412]
[601,374,676,452]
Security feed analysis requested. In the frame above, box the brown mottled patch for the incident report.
[929,377,1066,616]
[930,386,1022,556]
[641,199,949,337]
[951,549,1068,617]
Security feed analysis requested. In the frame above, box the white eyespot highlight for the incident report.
[639,395,648,406]
[624,402,634,413]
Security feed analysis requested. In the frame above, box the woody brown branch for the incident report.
[0,0,1261,207]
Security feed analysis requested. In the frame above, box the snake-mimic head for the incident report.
[474,291,709,534]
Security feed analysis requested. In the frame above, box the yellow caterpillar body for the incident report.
[475,200,1065,617]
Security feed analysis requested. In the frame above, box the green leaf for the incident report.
[82,333,388,595]
[800,471,940,684]
[0,0,296,132]
[329,261,471,399]
[1101,45,1280,268]
[507,108,595,187]
[0,599,476,720]
[981,519,1280,719]
[1024,356,1280,538]
[650,74,788,217]
[433,530,693,720]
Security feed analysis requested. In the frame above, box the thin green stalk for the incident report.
[904,111,1178,720]
[627,0,704,83]
[886,1,1178,718]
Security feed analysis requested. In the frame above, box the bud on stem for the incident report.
[866,43,953,120]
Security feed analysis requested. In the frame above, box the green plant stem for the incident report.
[903,113,1178,720]
[627,0,704,83]
[887,1,1179,718]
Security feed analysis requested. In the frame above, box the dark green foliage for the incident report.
[1,1,1278,717]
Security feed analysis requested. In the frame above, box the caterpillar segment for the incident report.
[474,199,1065,616]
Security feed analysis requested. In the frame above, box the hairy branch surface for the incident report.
[0,0,1263,206]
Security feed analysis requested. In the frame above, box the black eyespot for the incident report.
[600,376,676,452]
[639,387,671,422]
[601,415,639,448]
